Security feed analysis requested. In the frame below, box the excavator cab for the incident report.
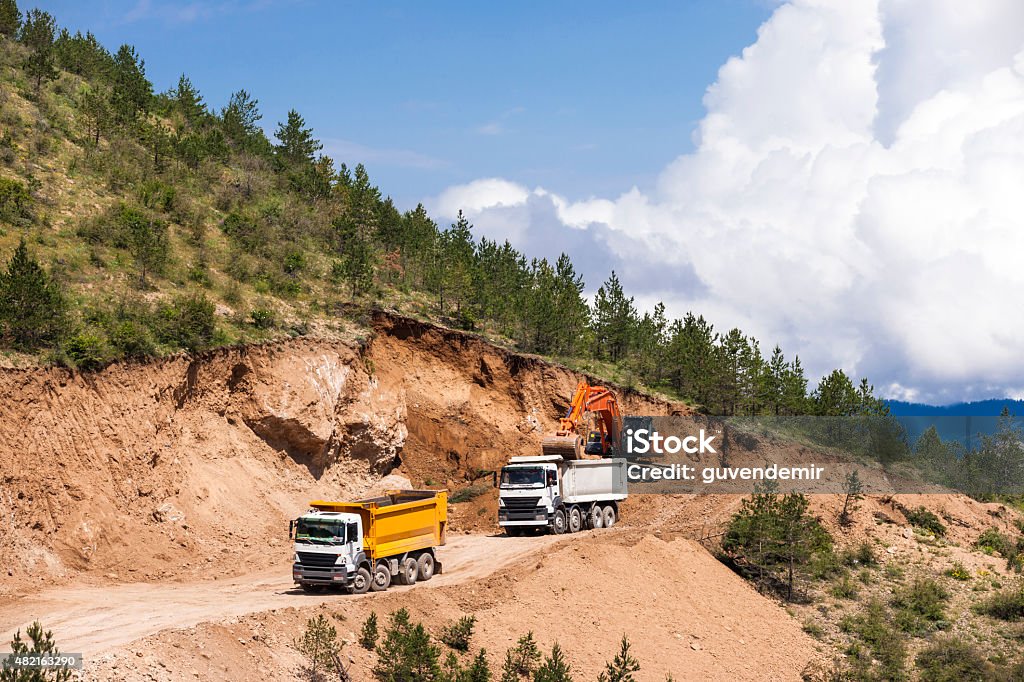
[542,382,622,460]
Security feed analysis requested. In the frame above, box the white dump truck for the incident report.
[497,455,628,535]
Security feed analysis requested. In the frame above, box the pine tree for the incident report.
[373,608,441,682]
[5,620,72,682]
[0,239,66,350]
[80,86,112,145]
[0,0,22,38]
[171,73,206,127]
[19,8,57,94]
[110,44,152,124]
[591,271,637,363]
[597,636,640,682]
[500,632,541,681]
[533,643,572,682]
[359,612,379,650]
[274,109,322,167]
[221,89,265,150]
[54,29,113,79]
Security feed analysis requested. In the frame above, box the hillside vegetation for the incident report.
[0,0,884,417]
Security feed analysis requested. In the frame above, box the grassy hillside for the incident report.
[0,3,891,420]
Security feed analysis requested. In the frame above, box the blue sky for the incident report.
[36,0,773,207]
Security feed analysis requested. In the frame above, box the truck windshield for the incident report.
[295,519,351,544]
[500,467,544,488]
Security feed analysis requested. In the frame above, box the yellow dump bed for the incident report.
[309,490,447,562]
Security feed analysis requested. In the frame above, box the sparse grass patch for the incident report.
[450,485,488,504]
[946,561,971,581]
[830,575,860,600]
[974,583,1024,622]
[915,636,994,682]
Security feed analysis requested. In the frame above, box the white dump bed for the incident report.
[560,458,628,503]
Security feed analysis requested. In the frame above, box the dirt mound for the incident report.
[83,530,821,681]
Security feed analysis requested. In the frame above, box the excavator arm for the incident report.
[542,381,622,459]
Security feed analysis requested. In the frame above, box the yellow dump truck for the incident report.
[290,490,447,593]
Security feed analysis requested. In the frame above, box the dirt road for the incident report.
[0,533,561,656]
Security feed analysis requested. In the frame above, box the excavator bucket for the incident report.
[541,434,582,459]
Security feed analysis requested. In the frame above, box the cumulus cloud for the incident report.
[429,0,1024,404]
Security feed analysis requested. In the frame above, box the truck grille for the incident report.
[503,496,540,510]
[297,552,339,568]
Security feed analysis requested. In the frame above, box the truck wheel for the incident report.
[351,567,371,594]
[602,505,617,528]
[417,553,435,581]
[371,563,391,591]
[568,507,582,533]
[398,557,418,586]
[590,505,604,529]
[552,509,566,535]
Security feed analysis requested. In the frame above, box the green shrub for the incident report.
[839,599,907,681]
[905,507,946,537]
[0,176,33,224]
[109,319,155,357]
[138,179,177,213]
[830,575,860,600]
[62,328,111,370]
[501,632,542,681]
[155,293,216,351]
[973,583,1024,621]
[915,636,993,682]
[891,578,949,633]
[440,615,475,652]
[841,541,877,568]
[292,613,342,682]
[248,307,275,330]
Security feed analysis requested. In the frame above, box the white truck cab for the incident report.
[290,510,365,591]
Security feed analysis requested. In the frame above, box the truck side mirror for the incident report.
[492,471,498,488]
[288,520,294,539]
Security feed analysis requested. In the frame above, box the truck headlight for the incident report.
[335,555,347,565]
[498,498,505,507]
[293,553,300,563]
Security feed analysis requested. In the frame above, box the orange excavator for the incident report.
[541,381,623,460]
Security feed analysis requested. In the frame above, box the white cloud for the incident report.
[430,0,1024,404]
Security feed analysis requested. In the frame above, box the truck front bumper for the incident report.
[292,563,353,586]
[498,509,551,526]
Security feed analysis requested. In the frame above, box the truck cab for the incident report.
[290,510,367,592]
[497,456,562,531]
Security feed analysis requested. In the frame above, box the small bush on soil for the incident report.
[440,615,476,652]
[373,608,440,681]
[905,507,946,537]
[891,578,950,633]
[450,485,489,504]
[915,636,993,682]
[945,562,971,581]
[4,620,72,682]
[292,614,348,682]
[501,631,541,680]
[598,635,640,682]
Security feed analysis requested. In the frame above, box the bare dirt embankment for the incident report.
[0,311,685,596]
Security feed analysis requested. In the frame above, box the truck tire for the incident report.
[590,505,604,529]
[417,553,435,581]
[398,557,418,586]
[602,505,617,528]
[351,567,371,594]
[551,508,567,535]
[371,562,391,591]
[568,506,582,533]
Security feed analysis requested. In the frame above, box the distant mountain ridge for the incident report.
[886,398,1024,416]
